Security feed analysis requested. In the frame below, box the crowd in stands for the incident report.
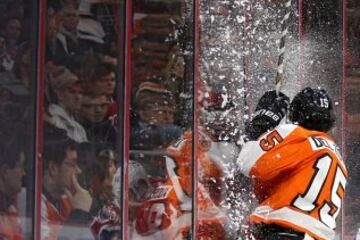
[0,0,191,239]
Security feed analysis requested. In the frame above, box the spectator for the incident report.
[83,62,117,118]
[55,5,103,66]
[65,51,101,84]
[0,35,14,72]
[45,17,59,63]
[85,146,117,215]
[0,42,34,100]
[130,81,182,150]
[0,138,25,240]
[48,66,88,143]
[48,0,79,16]
[54,5,80,65]
[77,0,106,46]
[1,17,22,58]
[78,92,117,145]
[42,137,93,240]
[80,145,120,239]
[13,43,33,91]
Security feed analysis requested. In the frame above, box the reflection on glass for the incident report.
[345,1,360,239]
[129,0,194,239]
[0,1,36,239]
[41,1,123,240]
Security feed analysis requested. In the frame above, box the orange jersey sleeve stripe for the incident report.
[237,124,298,177]
[250,205,334,240]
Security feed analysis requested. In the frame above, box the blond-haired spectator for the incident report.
[48,66,88,143]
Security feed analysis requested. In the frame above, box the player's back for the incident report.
[238,124,348,240]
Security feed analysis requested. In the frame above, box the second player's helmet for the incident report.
[289,87,335,132]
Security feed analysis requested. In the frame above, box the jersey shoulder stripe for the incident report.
[237,124,297,176]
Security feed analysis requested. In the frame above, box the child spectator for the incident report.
[131,81,182,150]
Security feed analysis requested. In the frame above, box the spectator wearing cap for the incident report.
[77,0,105,46]
[48,66,88,143]
[78,92,117,146]
[130,81,182,150]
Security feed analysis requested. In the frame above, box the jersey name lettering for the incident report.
[147,185,172,200]
[309,136,342,161]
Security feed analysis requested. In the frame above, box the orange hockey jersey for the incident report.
[238,124,348,240]
[134,130,226,239]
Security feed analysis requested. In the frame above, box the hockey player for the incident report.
[237,88,348,240]
[134,130,227,239]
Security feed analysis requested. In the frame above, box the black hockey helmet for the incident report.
[289,87,335,132]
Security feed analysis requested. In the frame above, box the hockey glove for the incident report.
[246,90,289,140]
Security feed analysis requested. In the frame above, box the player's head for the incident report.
[289,87,335,132]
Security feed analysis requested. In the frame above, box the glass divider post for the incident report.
[34,0,47,239]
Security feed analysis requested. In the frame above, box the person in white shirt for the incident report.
[48,66,88,143]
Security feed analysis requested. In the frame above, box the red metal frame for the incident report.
[122,0,132,239]
[34,0,47,239]
[193,0,200,237]
[341,0,347,239]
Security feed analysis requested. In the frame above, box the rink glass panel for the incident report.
[128,0,195,239]
[301,1,343,238]
[198,0,344,239]
[0,0,38,239]
[40,1,125,239]
[344,0,360,238]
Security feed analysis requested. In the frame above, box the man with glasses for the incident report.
[42,138,93,240]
